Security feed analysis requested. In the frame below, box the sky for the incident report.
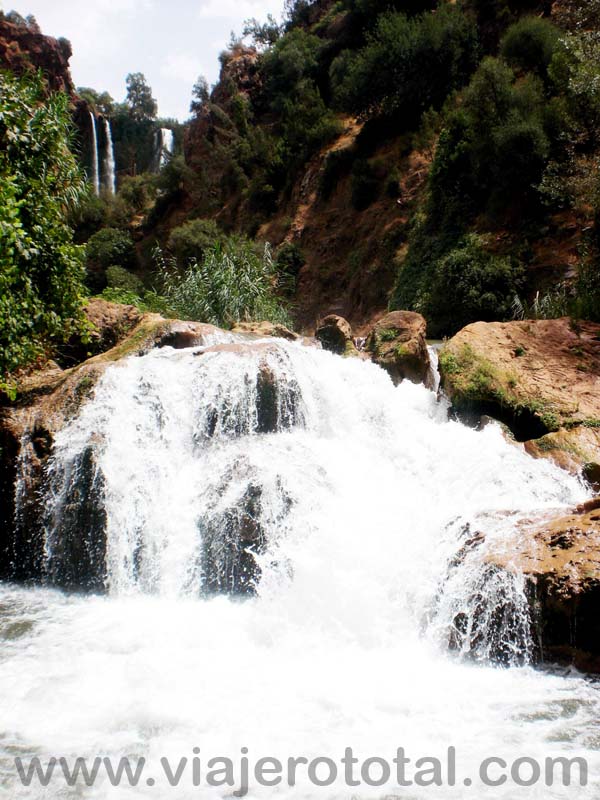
[2,0,283,120]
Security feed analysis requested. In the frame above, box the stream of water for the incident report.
[1,336,598,798]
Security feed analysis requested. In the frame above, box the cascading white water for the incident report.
[88,111,100,196]
[102,118,116,195]
[158,127,174,168]
[1,336,599,799]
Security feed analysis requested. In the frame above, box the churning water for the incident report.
[1,335,599,798]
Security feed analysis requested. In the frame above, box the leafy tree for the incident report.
[549,33,600,146]
[167,219,223,266]
[0,72,88,387]
[85,228,136,288]
[424,235,524,335]
[243,15,281,48]
[333,6,479,120]
[77,87,115,116]
[125,72,157,121]
[261,29,322,106]
[190,76,210,116]
[499,17,560,78]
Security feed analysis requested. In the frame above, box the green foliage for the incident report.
[77,87,115,116]
[243,15,281,48]
[424,235,524,335]
[86,228,136,273]
[499,17,560,78]
[549,33,600,146]
[99,287,171,314]
[105,265,144,293]
[110,108,156,175]
[333,6,479,120]
[155,238,291,328]
[190,76,210,117]
[125,72,157,121]
[428,58,549,224]
[167,219,223,266]
[0,72,88,384]
[118,174,156,213]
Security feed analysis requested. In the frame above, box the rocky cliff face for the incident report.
[0,14,75,96]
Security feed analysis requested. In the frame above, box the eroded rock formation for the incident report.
[439,318,600,473]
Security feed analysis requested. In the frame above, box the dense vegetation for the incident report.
[4,0,600,390]
[0,72,88,393]
[175,0,600,335]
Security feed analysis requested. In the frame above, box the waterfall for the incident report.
[102,117,116,195]
[41,335,582,611]
[2,334,598,799]
[158,126,174,168]
[88,111,100,195]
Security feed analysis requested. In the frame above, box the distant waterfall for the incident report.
[157,127,174,169]
[102,118,116,195]
[88,111,100,196]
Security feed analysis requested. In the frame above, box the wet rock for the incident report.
[366,311,431,386]
[155,321,222,349]
[0,313,263,591]
[315,314,356,355]
[439,318,600,461]
[195,343,305,439]
[44,445,107,592]
[487,504,600,672]
[200,464,292,595]
[231,321,299,341]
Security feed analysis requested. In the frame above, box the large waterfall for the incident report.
[102,118,116,195]
[2,334,599,798]
[88,111,100,196]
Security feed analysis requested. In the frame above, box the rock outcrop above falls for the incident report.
[439,318,600,475]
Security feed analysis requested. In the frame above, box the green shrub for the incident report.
[99,287,171,314]
[119,174,156,213]
[0,72,88,386]
[167,219,222,266]
[425,235,525,335]
[86,228,136,272]
[500,17,561,77]
[105,265,144,293]
[333,6,479,120]
[156,238,291,328]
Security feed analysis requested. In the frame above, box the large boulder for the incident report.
[315,314,357,355]
[487,499,600,672]
[439,318,600,473]
[366,311,431,386]
[58,298,141,366]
